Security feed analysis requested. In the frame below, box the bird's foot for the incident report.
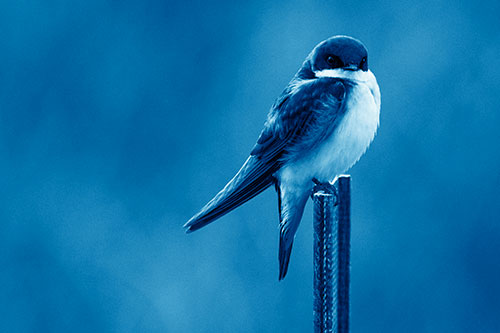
[311,178,338,205]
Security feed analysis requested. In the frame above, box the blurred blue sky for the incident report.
[1,0,500,332]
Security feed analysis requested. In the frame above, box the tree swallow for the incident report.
[184,36,381,280]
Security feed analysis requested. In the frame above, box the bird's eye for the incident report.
[360,57,367,69]
[326,55,342,68]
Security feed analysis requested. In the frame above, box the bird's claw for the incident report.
[311,178,338,205]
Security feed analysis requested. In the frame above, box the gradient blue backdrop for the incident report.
[1,1,500,332]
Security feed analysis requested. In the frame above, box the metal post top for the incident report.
[312,175,350,202]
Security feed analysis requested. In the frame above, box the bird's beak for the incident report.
[343,64,358,71]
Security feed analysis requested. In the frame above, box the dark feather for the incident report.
[279,237,293,281]
[184,156,279,232]
[251,78,347,160]
[276,180,294,281]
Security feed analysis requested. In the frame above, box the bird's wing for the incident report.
[184,78,348,233]
[250,78,348,162]
[184,154,279,232]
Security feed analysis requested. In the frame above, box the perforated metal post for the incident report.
[313,175,351,333]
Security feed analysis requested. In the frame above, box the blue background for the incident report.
[1,1,500,332]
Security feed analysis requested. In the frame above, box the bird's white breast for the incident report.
[278,69,380,187]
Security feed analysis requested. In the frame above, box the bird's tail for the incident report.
[184,156,277,233]
[276,183,309,280]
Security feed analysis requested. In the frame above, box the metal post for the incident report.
[313,175,351,333]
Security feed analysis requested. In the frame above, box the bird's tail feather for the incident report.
[279,237,293,280]
[277,185,309,280]
[184,156,277,233]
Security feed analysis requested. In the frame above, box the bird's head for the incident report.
[296,36,369,80]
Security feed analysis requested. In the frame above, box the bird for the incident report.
[184,35,381,280]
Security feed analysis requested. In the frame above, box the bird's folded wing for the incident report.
[184,78,347,232]
[251,78,347,161]
[184,155,279,232]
